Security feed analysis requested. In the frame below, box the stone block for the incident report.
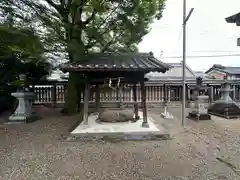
[99,109,134,123]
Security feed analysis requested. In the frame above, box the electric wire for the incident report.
[159,54,240,59]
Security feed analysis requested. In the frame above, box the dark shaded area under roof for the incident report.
[60,52,171,73]
[225,12,240,25]
[205,64,240,75]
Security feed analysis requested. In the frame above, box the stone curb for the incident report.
[62,131,171,142]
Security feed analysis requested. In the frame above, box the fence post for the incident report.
[32,84,36,105]
[52,83,57,108]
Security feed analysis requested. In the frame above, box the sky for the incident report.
[138,0,240,72]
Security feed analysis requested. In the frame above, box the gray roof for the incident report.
[226,12,240,24]
[168,62,196,76]
[146,62,196,79]
[194,71,213,78]
[206,64,240,75]
[224,67,240,74]
[60,53,171,73]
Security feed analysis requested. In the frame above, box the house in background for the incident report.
[205,64,240,80]
[147,62,196,80]
[194,71,212,79]
[47,69,68,81]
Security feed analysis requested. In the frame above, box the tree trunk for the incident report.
[63,72,79,115]
[63,17,85,114]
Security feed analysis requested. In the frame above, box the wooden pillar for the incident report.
[140,78,149,128]
[238,86,240,101]
[233,85,236,100]
[237,85,239,101]
[95,84,100,114]
[163,84,166,102]
[179,86,182,101]
[83,80,90,125]
[32,85,36,105]
[186,84,190,101]
[210,85,214,103]
[133,83,139,120]
[118,86,123,108]
[52,83,57,108]
[168,85,171,102]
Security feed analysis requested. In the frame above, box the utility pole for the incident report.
[182,0,194,127]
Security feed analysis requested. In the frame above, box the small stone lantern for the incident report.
[188,77,211,120]
[8,74,39,124]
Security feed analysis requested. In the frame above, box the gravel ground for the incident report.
[0,106,240,180]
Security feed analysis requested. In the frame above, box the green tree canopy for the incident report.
[0,0,166,113]
[1,0,165,59]
[0,25,45,61]
[0,23,51,80]
[0,23,51,114]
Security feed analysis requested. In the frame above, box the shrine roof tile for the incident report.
[60,52,171,73]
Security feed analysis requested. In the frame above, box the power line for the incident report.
[159,54,240,59]
[192,50,240,53]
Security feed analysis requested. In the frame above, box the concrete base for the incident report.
[7,112,40,124]
[68,111,170,141]
[141,121,150,128]
[188,111,211,121]
[6,92,41,124]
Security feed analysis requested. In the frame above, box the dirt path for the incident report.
[0,107,240,179]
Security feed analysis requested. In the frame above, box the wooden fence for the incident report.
[31,82,240,105]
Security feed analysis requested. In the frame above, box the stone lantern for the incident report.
[7,74,39,124]
[188,77,211,120]
[208,76,240,119]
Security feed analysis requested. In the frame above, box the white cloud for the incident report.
[138,0,240,71]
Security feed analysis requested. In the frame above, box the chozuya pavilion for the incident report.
[60,52,171,141]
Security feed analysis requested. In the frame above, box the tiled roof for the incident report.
[226,12,240,24]
[146,62,196,79]
[167,62,196,76]
[60,53,171,73]
[194,71,213,78]
[224,67,240,74]
[206,64,240,75]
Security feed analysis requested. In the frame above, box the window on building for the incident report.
[235,75,240,79]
